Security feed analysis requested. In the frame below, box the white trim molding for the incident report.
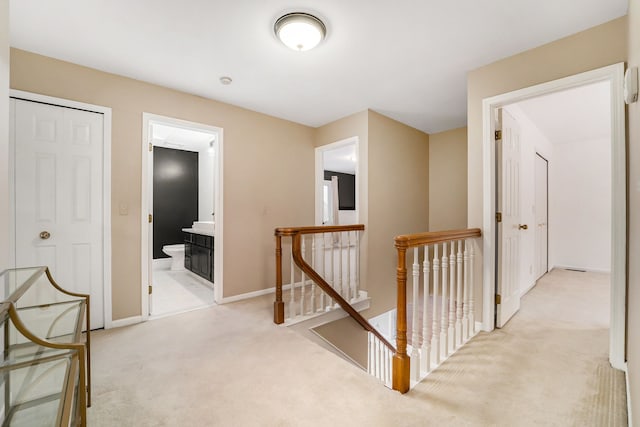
[110,315,143,329]
[9,90,114,329]
[480,63,627,369]
[141,113,224,320]
[314,136,360,225]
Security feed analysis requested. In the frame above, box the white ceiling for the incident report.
[9,1,627,133]
[324,144,356,174]
[151,123,217,152]
[514,81,611,145]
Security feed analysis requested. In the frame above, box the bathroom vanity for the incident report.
[182,229,214,282]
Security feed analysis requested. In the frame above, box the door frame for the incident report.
[9,89,113,328]
[314,136,361,225]
[141,113,224,320]
[534,152,549,280]
[481,63,626,369]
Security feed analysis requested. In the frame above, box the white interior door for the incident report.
[496,108,523,328]
[12,98,105,329]
[534,154,548,280]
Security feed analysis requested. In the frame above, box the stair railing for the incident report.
[393,228,482,393]
[274,225,397,388]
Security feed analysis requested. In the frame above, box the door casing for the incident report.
[9,89,113,328]
[141,113,224,320]
[481,63,626,369]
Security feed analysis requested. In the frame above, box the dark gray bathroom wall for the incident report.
[324,170,356,210]
[153,146,199,259]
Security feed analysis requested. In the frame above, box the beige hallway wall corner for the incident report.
[314,110,370,289]
[429,127,467,231]
[0,0,8,271]
[626,0,640,422]
[10,49,315,321]
[367,110,429,316]
[466,16,628,323]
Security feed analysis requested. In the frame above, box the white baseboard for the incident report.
[217,287,276,304]
[153,258,172,270]
[475,321,483,332]
[109,315,143,329]
[625,363,633,427]
[217,280,315,304]
[552,265,611,274]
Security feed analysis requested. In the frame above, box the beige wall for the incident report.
[314,110,369,287]
[367,110,429,315]
[10,49,315,321]
[626,0,640,421]
[312,110,429,357]
[0,0,8,271]
[429,127,467,231]
[466,17,627,321]
[314,110,429,317]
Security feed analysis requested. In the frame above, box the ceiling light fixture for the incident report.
[219,76,232,85]
[274,12,326,52]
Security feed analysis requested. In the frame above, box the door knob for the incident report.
[518,224,528,230]
[39,231,51,239]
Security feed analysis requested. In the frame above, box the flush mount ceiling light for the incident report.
[274,12,326,51]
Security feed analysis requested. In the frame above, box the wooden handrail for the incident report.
[274,224,395,352]
[275,224,365,237]
[393,228,482,394]
[395,228,481,249]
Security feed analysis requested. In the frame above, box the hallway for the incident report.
[87,269,626,426]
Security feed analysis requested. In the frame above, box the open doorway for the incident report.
[482,63,626,369]
[315,137,359,226]
[141,114,223,319]
[495,82,612,327]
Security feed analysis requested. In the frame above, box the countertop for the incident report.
[182,228,215,237]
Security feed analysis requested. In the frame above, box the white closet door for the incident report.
[496,108,523,328]
[12,98,104,329]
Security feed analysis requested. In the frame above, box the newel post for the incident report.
[274,234,284,324]
[393,245,410,393]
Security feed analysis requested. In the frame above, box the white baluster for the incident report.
[463,240,470,339]
[289,246,296,319]
[384,346,392,387]
[368,332,373,376]
[345,231,351,301]
[375,337,381,380]
[456,239,464,347]
[410,247,420,381]
[469,239,476,335]
[440,242,448,359]
[300,236,306,315]
[329,233,335,309]
[355,230,361,299]
[311,235,316,314]
[448,241,456,353]
[383,346,388,386]
[319,233,326,312]
[337,232,343,299]
[421,245,431,374]
[431,244,440,365]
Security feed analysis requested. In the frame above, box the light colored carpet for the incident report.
[87,268,627,426]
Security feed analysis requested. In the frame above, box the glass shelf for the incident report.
[0,266,90,426]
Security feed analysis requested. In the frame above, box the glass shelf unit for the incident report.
[0,267,91,426]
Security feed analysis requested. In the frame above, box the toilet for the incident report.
[162,244,185,271]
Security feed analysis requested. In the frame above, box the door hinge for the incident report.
[496,212,502,223]
[148,214,153,223]
[149,142,153,152]
[495,130,502,140]
[149,285,153,295]
[495,294,501,304]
